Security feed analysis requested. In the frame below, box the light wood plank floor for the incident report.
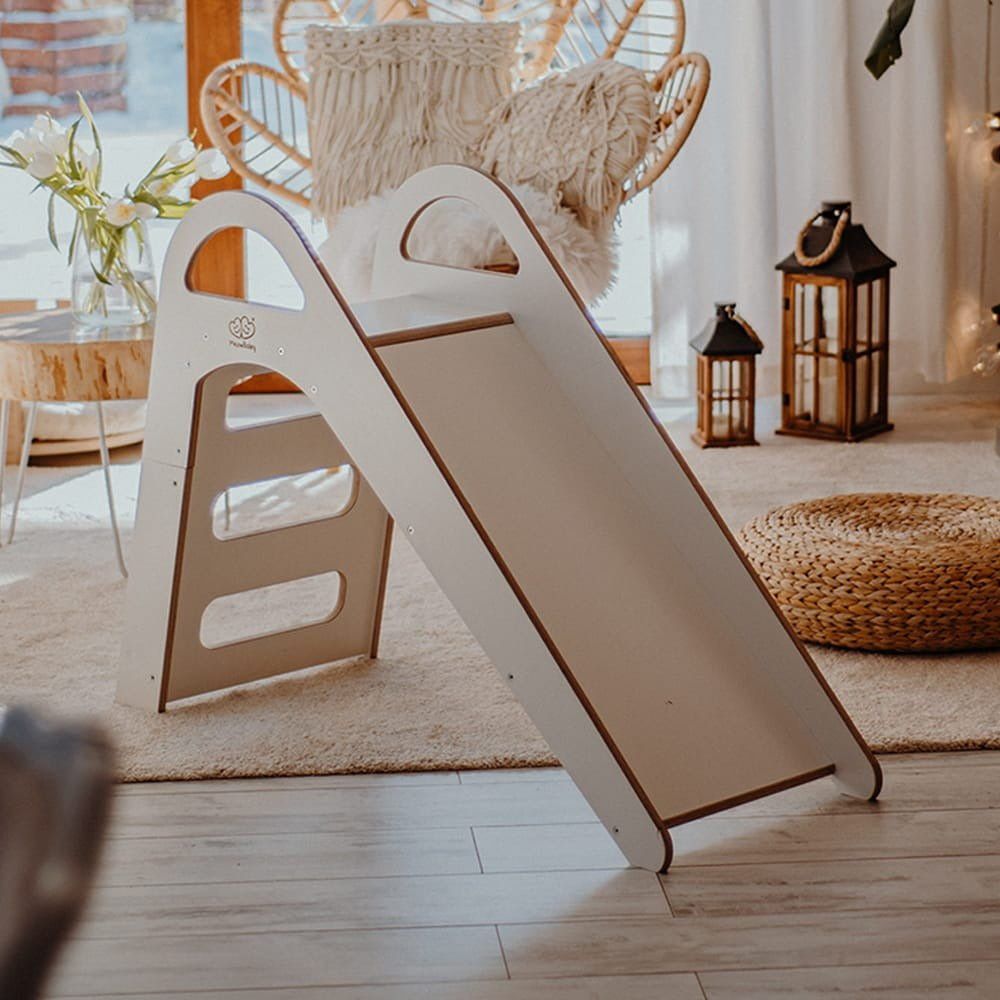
[49,751,1000,998]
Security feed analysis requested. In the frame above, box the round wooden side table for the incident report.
[0,307,152,577]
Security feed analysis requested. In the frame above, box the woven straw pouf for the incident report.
[739,493,1000,652]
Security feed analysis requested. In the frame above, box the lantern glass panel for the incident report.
[707,358,754,441]
[852,278,889,431]
[870,348,883,420]
[857,281,870,351]
[793,351,813,421]
[711,360,730,438]
[856,349,871,424]
[736,359,752,436]
[791,281,842,428]
[872,278,886,345]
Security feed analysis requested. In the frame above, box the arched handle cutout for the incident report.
[399,196,521,277]
[185,226,307,311]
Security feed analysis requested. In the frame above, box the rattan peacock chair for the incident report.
[200,0,709,215]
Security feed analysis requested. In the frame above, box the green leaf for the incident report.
[67,215,82,266]
[46,191,59,251]
[157,203,190,219]
[137,152,169,191]
[66,117,82,176]
[0,144,27,167]
[92,268,113,286]
[865,0,916,80]
[77,92,103,186]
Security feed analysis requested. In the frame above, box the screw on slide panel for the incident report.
[406,525,414,535]
[310,385,318,394]
[278,347,285,356]
[612,826,620,835]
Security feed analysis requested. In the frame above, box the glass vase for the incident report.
[71,220,157,330]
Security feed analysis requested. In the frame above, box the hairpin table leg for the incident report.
[0,400,8,548]
[6,401,37,547]
[96,401,128,579]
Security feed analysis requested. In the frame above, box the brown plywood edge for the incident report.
[367,312,515,349]
[232,314,516,393]
[157,375,209,712]
[663,764,837,827]
[368,516,395,658]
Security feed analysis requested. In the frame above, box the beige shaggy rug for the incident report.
[1,394,998,780]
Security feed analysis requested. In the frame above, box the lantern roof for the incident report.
[690,303,763,357]
[776,202,896,280]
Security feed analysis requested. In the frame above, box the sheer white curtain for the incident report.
[651,0,999,398]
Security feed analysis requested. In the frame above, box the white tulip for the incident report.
[193,148,229,181]
[40,128,69,156]
[148,177,173,197]
[26,150,58,179]
[32,114,58,135]
[77,147,99,173]
[134,201,158,221]
[6,130,40,158]
[103,197,139,228]
[165,138,196,164]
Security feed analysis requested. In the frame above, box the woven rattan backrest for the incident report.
[273,0,685,84]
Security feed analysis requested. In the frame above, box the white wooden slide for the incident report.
[117,165,881,872]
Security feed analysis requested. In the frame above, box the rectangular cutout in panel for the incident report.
[212,467,357,540]
[200,570,345,648]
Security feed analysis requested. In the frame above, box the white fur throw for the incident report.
[306,21,519,221]
[318,183,618,305]
[478,61,655,232]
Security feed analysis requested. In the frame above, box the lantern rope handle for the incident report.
[794,205,850,268]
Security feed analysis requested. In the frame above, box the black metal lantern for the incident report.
[776,201,896,442]
[690,303,763,448]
